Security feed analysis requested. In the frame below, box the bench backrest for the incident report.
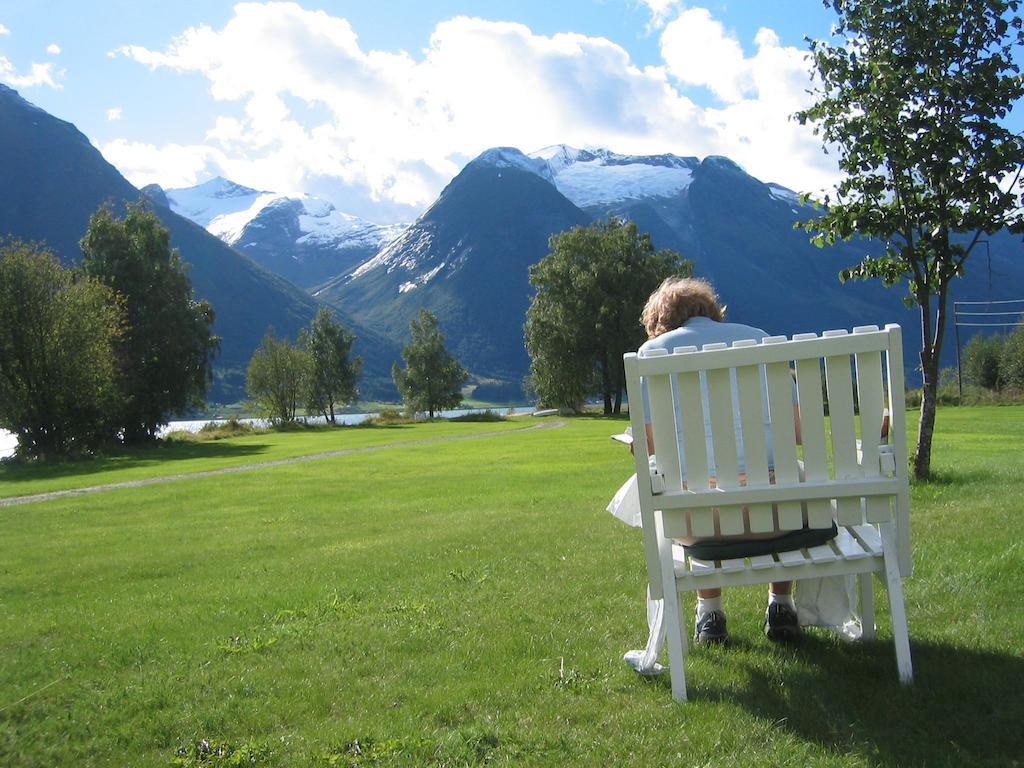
[623,324,910,599]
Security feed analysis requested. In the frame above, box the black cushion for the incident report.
[682,522,839,561]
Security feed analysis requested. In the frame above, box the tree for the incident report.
[80,203,219,442]
[797,0,1024,480]
[962,332,1006,390]
[999,323,1024,390]
[302,307,361,423]
[525,218,687,414]
[246,331,311,424]
[392,310,468,418]
[0,240,123,457]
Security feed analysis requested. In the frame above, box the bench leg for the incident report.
[662,587,689,702]
[858,572,876,641]
[658,548,689,701]
[880,523,913,684]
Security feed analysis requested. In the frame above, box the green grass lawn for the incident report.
[0,419,529,500]
[1,408,1022,766]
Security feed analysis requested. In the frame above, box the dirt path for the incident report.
[0,420,567,508]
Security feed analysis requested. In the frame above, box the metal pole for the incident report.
[954,301,963,402]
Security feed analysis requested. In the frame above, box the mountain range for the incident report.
[4,82,1022,407]
[309,145,1022,394]
[0,84,400,403]
[156,177,406,290]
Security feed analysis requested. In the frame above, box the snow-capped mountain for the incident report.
[315,150,590,387]
[163,177,406,289]
[0,84,326,404]
[314,144,1024,400]
[460,144,706,209]
[529,145,702,208]
[164,176,272,240]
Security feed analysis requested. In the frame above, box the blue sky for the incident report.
[1,1,1018,222]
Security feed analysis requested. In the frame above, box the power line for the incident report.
[954,298,1024,306]
[953,297,1024,398]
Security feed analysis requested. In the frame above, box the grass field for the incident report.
[1,407,1022,766]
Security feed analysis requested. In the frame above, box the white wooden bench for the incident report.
[623,324,913,702]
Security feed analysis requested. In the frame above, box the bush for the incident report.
[164,417,261,443]
[0,240,123,457]
[448,409,507,423]
[471,381,525,404]
[963,333,1006,390]
[363,407,415,426]
[246,332,311,424]
[999,324,1024,391]
[199,417,256,438]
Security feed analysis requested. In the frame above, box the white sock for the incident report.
[696,595,723,619]
[768,591,795,609]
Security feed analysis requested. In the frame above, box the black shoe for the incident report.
[764,602,800,642]
[694,610,728,645]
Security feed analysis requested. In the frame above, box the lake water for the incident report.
[0,407,532,461]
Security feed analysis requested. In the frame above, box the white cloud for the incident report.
[0,23,9,36]
[658,10,835,193]
[47,43,61,55]
[636,0,685,31]
[100,138,224,188]
[106,107,123,121]
[0,56,62,89]
[108,1,837,219]
[660,8,752,102]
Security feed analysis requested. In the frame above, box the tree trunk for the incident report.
[914,278,952,482]
[599,356,613,414]
[612,353,624,414]
[915,346,939,482]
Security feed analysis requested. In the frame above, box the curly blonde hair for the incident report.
[641,276,725,339]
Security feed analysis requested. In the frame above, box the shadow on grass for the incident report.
[918,467,997,486]
[0,440,271,486]
[673,636,1023,766]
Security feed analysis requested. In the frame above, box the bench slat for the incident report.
[856,348,891,523]
[765,358,802,529]
[649,373,683,494]
[795,356,833,529]
[834,526,871,559]
[825,345,862,525]
[778,549,806,567]
[735,361,773,533]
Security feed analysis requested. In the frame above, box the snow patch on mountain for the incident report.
[398,262,446,294]
[167,176,405,251]
[295,203,405,250]
[208,193,280,242]
[530,144,583,173]
[470,147,553,182]
[349,228,435,282]
[767,183,812,215]
[767,183,800,204]
[553,160,693,207]
[528,145,699,208]
[166,177,269,232]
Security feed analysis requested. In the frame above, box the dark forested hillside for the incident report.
[0,84,399,402]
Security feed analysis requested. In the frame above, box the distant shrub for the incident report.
[199,417,256,439]
[999,324,1024,391]
[963,333,1006,390]
[904,368,960,407]
[449,409,507,422]
[164,417,261,443]
[471,381,525,404]
[364,406,415,426]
